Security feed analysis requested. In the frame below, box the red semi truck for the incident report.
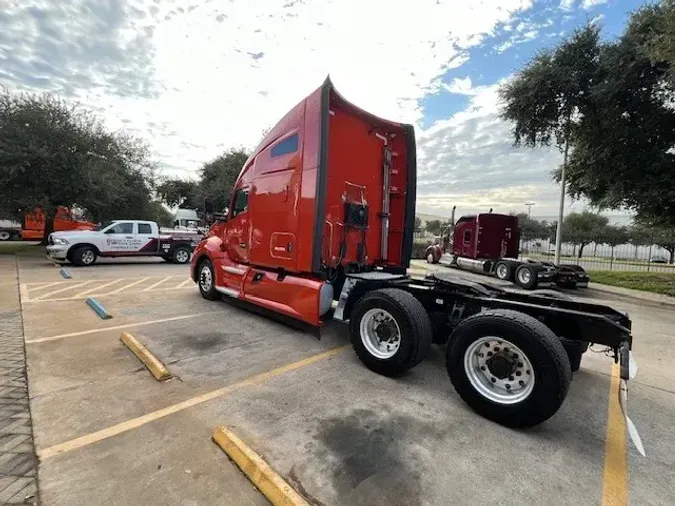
[190,77,642,450]
[424,208,589,290]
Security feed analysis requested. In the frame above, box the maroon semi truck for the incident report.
[425,209,589,290]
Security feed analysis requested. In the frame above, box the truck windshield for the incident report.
[94,221,114,231]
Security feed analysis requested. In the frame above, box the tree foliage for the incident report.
[0,87,162,235]
[156,148,250,215]
[414,217,422,233]
[515,213,550,241]
[199,148,249,213]
[156,179,200,209]
[561,211,609,258]
[502,3,675,228]
[424,219,443,235]
[499,25,600,150]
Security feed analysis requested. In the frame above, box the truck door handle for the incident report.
[125,236,133,239]
[239,243,247,248]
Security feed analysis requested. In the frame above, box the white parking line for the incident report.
[107,277,150,294]
[143,277,171,292]
[74,279,122,298]
[26,312,219,344]
[176,278,193,288]
[28,282,63,292]
[34,281,91,301]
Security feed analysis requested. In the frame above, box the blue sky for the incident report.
[0,0,652,222]
[421,0,645,129]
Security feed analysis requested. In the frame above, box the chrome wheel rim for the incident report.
[464,337,535,404]
[517,268,532,285]
[427,253,434,264]
[200,264,213,292]
[496,264,508,279]
[360,308,401,359]
[176,249,190,263]
[0,231,10,240]
[81,250,95,265]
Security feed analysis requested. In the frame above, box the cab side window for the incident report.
[137,223,152,234]
[231,188,249,217]
[463,230,472,244]
[106,223,134,234]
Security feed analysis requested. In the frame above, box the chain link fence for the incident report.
[519,237,675,273]
[413,232,675,273]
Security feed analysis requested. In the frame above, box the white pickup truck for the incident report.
[46,220,203,266]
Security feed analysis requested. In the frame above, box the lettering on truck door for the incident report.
[101,222,143,254]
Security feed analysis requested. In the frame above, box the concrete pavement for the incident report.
[0,255,38,505]
[8,250,675,505]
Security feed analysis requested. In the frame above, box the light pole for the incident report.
[554,140,570,265]
[525,202,535,218]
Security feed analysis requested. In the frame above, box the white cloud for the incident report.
[0,0,535,177]
[2,0,602,219]
[444,77,474,95]
[560,0,576,11]
[416,82,590,218]
[581,0,608,9]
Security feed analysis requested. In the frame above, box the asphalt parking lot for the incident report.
[15,254,675,505]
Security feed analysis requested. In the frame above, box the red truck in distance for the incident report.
[190,77,642,451]
[424,208,589,290]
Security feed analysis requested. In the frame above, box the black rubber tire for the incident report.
[72,246,97,267]
[531,289,572,301]
[172,246,191,264]
[425,248,438,264]
[514,264,539,290]
[197,259,220,301]
[446,309,572,428]
[494,261,513,281]
[349,288,433,377]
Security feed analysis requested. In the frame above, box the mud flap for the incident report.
[618,344,645,457]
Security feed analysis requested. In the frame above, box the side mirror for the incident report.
[212,208,229,222]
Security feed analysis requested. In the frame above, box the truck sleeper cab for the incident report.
[191,78,642,452]
[191,76,415,326]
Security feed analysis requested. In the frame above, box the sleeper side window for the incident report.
[271,134,298,157]
[231,188,249,217]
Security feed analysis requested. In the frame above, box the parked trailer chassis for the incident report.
[331,270,643,454]
[430,253,590,290]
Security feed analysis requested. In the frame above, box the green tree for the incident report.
[562,13,675,228]
[562,211,609,259]
[653,226,675,264]
[414,216,422,234]
[602,225,630,260]
[515,213,549,241]
[156,179,201,209]
[424,219,443,236]
[634,0,675,86]
[198,148,249,213]
[0,88,159,242]
[499,25,601,263]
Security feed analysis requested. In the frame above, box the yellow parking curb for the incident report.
[212,426,310,506]
[120,332,172,381]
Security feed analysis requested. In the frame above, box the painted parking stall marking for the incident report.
[21,275,194,302]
